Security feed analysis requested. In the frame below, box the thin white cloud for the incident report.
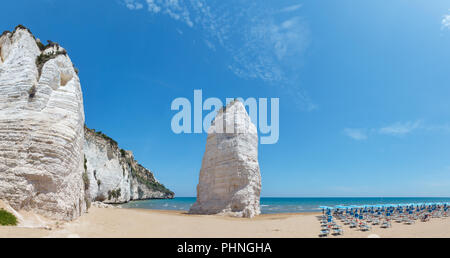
[125,0,143,10]
[146,0,161,13]
[279,4,302,13]
[204,39,215,51]
[423,123,450,132]
[343,120,450,140]
[227,15,309,82]
[121,0,313,111]
[379,121,422,136]
[272,16,307,60]
[442,10,450,30]
[343,128,368,141]
[145,0,194,27]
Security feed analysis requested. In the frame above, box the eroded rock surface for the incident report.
[0,26,86,220]
[0,25,174,221]
[84,127,174,204]
[190,100,261,218]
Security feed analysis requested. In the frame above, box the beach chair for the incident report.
[394,216,404,223]
[332,224,341,230]
[319,229,330,237]
[381,217,392,228]
[404,218,415,225]
[359,222,371,231]
[332,228,344,236]
[381,221,391,228]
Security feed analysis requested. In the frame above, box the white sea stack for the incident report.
[0,26,86,220]
[190,100,261,218]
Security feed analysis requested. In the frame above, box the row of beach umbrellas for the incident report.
[319,202,450,211]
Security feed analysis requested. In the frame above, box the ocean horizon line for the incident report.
[122,196,450,214]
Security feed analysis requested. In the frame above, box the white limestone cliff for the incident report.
[189,100,261,218]
[0,25,174,222]
[84,127,174,204]
[0,26,86,220]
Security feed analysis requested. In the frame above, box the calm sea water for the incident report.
[121,197,450,214]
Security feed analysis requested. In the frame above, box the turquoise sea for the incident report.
[121,197,450,214]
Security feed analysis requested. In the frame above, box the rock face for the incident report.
[84,127,174,204]
[0,26,86,220]
[190,100,261,218]
[0,25,174,221]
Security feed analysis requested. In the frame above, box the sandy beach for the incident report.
[2,207,450,238]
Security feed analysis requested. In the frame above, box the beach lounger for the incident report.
[394,216,404,223]
[404,219,415,225]
[319,229,330,237]
[381,220,391,228]
[332,228,344,236]
[359,223,371,231]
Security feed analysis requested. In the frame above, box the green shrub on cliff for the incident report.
[82,156,89,190]
[148,181,173,196]
[95,131,118,146]
[36,40,45,51]
[108,189,121,200]
[28,85,37,99]
[0,209,18,226]
[130,167,173,196]
[35,50,67,76]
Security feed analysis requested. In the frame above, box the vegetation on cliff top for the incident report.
[95,131,118,146]
[0,209,18,226]
[131,167,174,197]
[1,24,36,40]
[85,126,119,147]
[1,25,79,77]
[35,48,68,77]
[85,125,174,197]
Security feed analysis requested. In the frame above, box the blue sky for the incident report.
[2,0,450,197]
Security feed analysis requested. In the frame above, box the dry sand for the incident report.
[1,207,450,238]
